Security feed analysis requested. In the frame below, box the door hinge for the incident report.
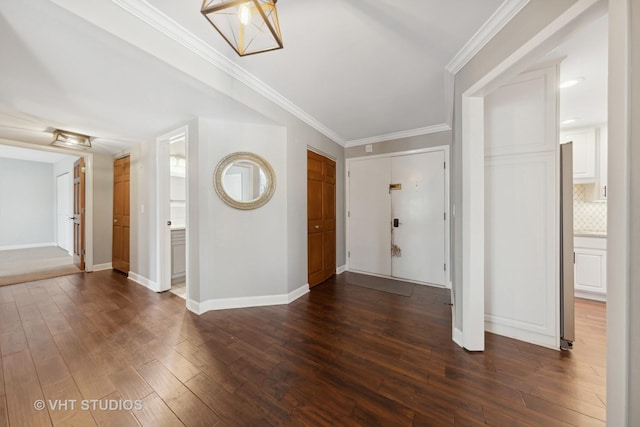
[348,210,350,218]
[444,161,446,169]
[81,249,86,255]
[444,212,446,220]
[444,264,447,271]
[348,170,350,178]
[348,251,350,258]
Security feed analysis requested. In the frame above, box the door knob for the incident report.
[114,219,118,223]
[315,225,320,229]
[393,218,400,227]
[167,221,172,226]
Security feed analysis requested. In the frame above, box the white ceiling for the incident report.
[0,143,78,163]
[0,0,525,154]
[553,14,608,129]
[0,0,275,154]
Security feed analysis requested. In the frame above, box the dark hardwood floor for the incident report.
[0,271,606,426]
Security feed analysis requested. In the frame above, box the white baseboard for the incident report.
[287,283,310,302]
[453,328,464,348]
[188,283,310,315]
[0,242,58,251]
[485,318,559,351]
[128,272,161,292]
[336,265,346,274]
[575,290,607,302]
[91,263,113,272]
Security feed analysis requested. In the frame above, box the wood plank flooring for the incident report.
[0,271,606,426]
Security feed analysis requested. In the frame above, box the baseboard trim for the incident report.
[128,272,161,292]
[188,283,310,315]
[336,265,347,274]
[575,290,607,302]
[453,328,464,348]
[0,242,58,251]
[485,319,559,351]
[287,283,310,303]
[91,263,113,272]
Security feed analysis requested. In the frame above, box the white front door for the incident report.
[348,157,391,276]
[347,149,448,285]
[56,173,72,253]
[391,151,446,285]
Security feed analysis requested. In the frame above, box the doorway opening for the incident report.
[458,0,608,352]
[0,142,93,285]
[307,149,336,287]
[157,127,189,300]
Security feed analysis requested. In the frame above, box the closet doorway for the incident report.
[307,150,336,287]
[112,156,130,273]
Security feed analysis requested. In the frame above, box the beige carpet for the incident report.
[0,265,82,287]
[0,245,81,287]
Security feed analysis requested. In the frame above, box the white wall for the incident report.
[0,157,55,248]
[130,140,158,282]
[608,0,638,424]
[189,119,288,306]
[92,153,113,266]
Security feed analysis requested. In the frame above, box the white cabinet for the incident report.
[171,229,186,283]
[574,236,607,301]
[561,128,596,182]
[561,126,608,200]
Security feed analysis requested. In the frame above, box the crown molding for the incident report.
[111,0,345,145]
[344,123,451,148]
[445,0,531,74]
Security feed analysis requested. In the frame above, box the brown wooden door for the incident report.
[308,150,336,287]
[73,158,85,271]
[112,156,130,273]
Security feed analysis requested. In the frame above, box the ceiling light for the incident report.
[201,0,283,57]
[51,129,92,150]
[561,118,579,125]
[559,77,585,89]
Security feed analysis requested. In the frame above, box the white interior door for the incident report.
[56,173,72,253]
[391,152,446,285]
[347,157,391,276]
[484,65,559,349]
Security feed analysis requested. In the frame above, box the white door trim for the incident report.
[156,126,189,295]
[458,0,606,351]
[56,172,72,255]
[345,145,451,288]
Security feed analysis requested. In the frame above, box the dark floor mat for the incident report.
[343,272,414,296]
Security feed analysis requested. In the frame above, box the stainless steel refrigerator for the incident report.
[560,142,575,350]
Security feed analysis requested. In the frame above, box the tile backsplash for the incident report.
[574,184,607,233]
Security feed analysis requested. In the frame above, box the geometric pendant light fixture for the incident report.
[201,0,283,56]
[51,129,92,150]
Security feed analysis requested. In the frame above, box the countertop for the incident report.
[574,231,607,238]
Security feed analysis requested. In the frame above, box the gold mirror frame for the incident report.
[213,151,276,210]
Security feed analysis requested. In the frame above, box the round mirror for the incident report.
[213,152,276,210]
